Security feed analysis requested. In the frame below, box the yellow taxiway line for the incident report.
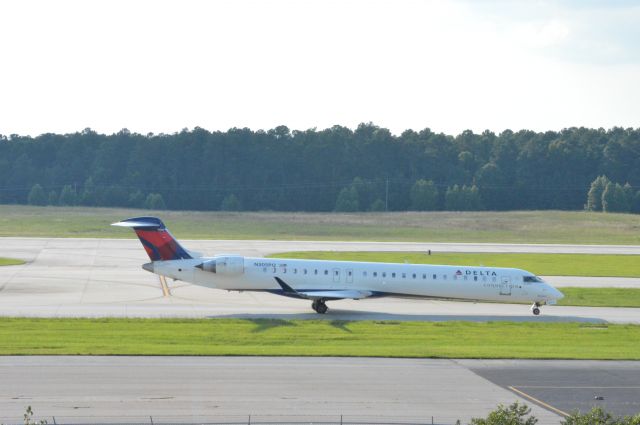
[508,385,570,418]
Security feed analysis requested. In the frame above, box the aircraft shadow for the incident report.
[208,310,607,323]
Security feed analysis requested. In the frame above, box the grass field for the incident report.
[0,318,638,359]
[2,205,640,244]
[557,288,640,308]
[269,251,640,277]
[0,258,24,266]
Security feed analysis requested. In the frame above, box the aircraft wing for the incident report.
[295,289,372,300]
[274,277,372,300]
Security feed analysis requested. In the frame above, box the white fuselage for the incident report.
[151,255,563,305]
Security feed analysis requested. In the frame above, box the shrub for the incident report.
[27,184,47,206]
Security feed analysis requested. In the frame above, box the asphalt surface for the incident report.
[0,357,564,425]
[1,238,639,322]
[465,360,640,418]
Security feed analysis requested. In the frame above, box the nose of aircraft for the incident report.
[550,285,564,301]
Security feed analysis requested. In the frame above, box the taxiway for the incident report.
[0,238,639,322]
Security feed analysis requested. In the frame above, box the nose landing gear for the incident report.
[312,299,328,314]
[531,302,541,316]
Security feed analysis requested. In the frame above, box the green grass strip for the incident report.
[270,251,640,277]
[0,258,25,266]
[4,206,640,244]
[557,288,640,308]
[0,318,638,359]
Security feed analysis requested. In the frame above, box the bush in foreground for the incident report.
[1,406,48,425]
[561,406,640,425]
[457,402,537,425]
[457,403,640,425]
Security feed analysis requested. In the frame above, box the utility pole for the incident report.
[385,178,389,211]
[384,177,389,211]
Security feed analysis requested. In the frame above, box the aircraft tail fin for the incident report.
[112,216,193,261]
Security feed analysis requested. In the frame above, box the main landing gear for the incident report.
[531,302,541,316]
[312,299,328,314]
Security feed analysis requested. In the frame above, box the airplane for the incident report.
[113,216,564,315]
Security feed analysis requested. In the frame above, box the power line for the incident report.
[0,178,604,193]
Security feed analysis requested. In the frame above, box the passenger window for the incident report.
[432,274,436,280]
[444,275,447,280]
[373,272,378,277]
[422,274,426,279]
[294,269,297,274]
[392,272,396,278]
[412,273,416,279]
[324,270,328,275]
[363,271,367,277]
[304,269,307,275]
[314,269,318,275]
[382,272,386,278]
[334,270,339,276]
[474,276,477,281]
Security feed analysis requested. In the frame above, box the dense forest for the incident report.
[1,124,640,212]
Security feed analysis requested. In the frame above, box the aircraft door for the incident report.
[500,276,511,295]
[346,269,353,283]
[332,268,341,283]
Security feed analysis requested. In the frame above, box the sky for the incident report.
[0,0,639,136]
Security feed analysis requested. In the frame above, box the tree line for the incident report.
[1,124,640,212]
[585,175,640,213]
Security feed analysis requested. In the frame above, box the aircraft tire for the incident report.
[532,307,541,316]
[314,300,328,314]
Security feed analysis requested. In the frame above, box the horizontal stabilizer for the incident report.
[111,217,165,229]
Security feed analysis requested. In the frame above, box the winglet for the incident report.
[275,277,297,294]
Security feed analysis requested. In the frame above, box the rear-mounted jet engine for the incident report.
[196,256,244,275]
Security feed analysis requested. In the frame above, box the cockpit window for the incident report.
[523,275,543,283]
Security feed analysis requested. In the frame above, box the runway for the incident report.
[0,238,639,322]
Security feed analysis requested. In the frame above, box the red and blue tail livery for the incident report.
[112,217,192,261]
